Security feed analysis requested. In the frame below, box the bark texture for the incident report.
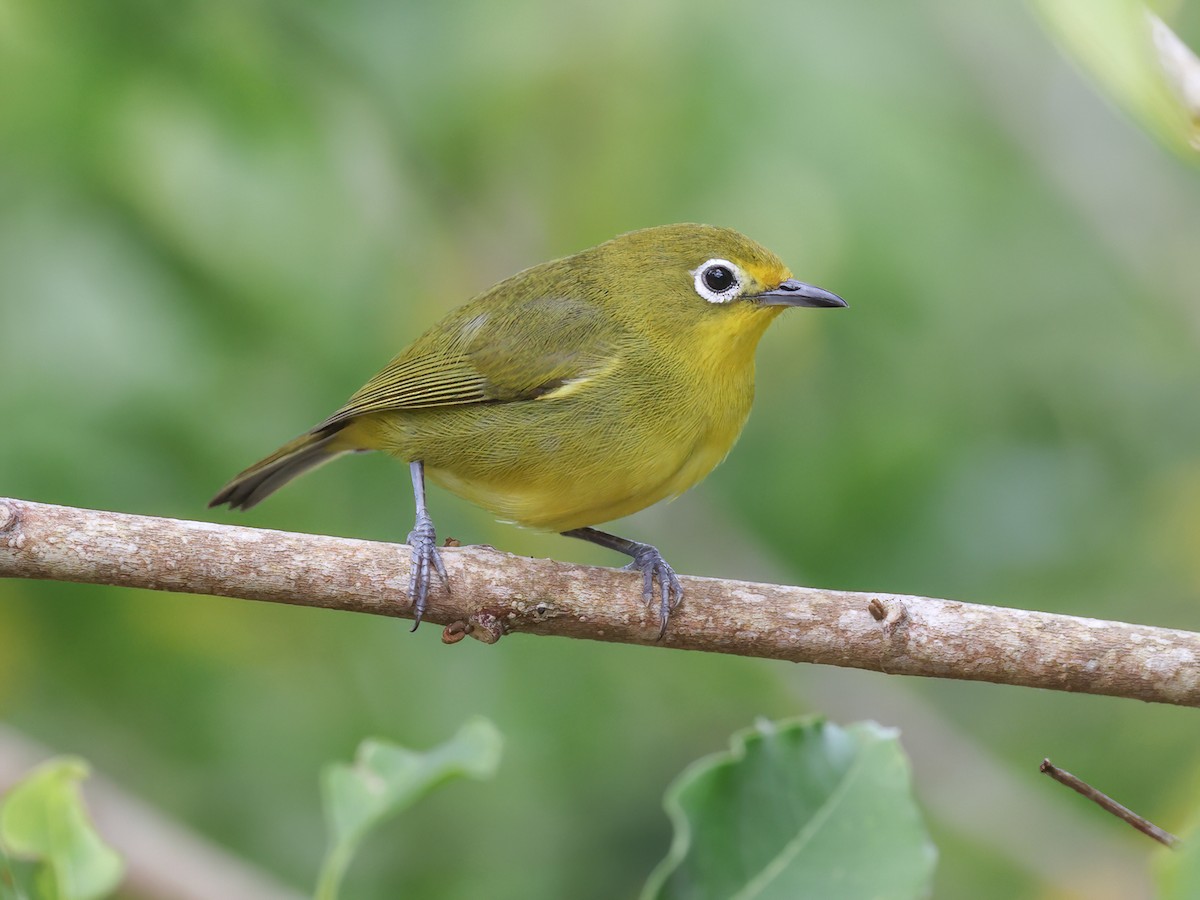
[3,498,1199,707]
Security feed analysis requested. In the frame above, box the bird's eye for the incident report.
[704,266,735,292]
[692,259,743,304]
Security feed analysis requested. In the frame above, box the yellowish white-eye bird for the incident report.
[210,224,846,636]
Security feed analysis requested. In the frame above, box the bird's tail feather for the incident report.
[209,424,359,511]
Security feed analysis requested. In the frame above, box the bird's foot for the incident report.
[406,511,447,630]
[623,544,683,640]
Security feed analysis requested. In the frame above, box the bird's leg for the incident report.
[406,460,447,630]
[561,526,683,639]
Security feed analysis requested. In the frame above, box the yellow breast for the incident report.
[431,376,753,531]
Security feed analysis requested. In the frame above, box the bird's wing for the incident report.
[320,295,622,427]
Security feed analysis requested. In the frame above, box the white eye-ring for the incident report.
[692,258,744,304]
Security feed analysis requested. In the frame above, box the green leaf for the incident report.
[0,757,123,900]
[1031,0,1200,160]
[316,717,503,900]
[643,717,936,900]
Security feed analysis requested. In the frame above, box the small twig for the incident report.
[1040,758,1180,849]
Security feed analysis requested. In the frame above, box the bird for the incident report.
[209,223,846,637]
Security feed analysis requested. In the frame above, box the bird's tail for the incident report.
[209,423,362,511]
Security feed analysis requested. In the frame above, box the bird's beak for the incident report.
[753,279,847,308]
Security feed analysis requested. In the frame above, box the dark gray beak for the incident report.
[754,278,847,308]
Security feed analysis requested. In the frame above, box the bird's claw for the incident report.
[624,545,683,640]
[406,512,447,630]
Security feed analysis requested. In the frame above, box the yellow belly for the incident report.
[354,370,754,532]
[424,422,737,531]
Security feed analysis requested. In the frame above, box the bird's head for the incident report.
[586,224,845,352]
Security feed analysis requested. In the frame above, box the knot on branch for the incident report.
[440,611,507,645]
[0,501,17,535]
[868,597,911,637]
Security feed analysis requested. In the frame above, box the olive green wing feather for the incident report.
[320,295,623,427]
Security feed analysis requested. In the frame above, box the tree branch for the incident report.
[2,497,1199,707]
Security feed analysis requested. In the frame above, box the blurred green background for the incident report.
[2,1,1200,897]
